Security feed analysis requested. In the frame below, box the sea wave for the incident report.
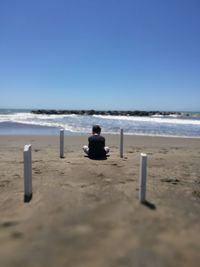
[0,111,200,137]
[0,112,82,132]
[0,112,78,122]
[1,112,200,126]
[93,115,200,125]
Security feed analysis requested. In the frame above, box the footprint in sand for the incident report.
[125,178,135,182]
[192,190,200,198]
[10,231,24,239]
[80,184,87,188]
[159,149,168,154]
[0,221,18,228]
[111,163,123,167]
[80,182,96,188]
[160,178,180,185]
[0,180,10,188]
[33,168,42,174]
[97,173,105,177]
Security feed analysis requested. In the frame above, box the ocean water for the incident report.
[0,109,200,138]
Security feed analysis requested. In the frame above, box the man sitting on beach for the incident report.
[83,125,109,159]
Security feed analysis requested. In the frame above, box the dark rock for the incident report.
[31,110,181,117]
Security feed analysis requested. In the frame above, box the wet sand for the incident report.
[0,135,200,267]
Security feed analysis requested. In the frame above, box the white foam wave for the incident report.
[1,112,200,126]
[0,112,81,132]
[11,119,81,132]
[93,115,200,125]
[1,112,200,137]
[0,112,78,122]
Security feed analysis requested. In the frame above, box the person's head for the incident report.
[92,125,101,135]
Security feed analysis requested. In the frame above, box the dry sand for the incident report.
[0,134,200,267]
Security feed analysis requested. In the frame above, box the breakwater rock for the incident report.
[31,110,181,117]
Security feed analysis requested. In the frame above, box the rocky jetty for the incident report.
[31,109,181,117]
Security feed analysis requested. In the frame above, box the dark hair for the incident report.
[92,125,101,134]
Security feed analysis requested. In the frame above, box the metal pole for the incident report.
[60,129,64,158]
[24,144,32,202]
[139,153,147,203]
[120,128,123,158]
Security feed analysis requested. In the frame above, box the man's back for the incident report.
[88,134,106,158]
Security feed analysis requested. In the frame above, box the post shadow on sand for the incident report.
[24,194,32,203]
[141,200,156,210]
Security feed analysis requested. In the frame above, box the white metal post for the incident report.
[120,128,124,158]
[24,144,32,202]
[139,153,147,203]
[60,129,64,158]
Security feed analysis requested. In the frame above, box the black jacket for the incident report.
[88,134,106,159]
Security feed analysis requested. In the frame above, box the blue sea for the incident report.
[0,109,200,138]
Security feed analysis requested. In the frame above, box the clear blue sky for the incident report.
[0,0,200,111]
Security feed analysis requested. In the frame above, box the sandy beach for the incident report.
[0,134,200,267]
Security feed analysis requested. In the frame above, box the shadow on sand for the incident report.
[24,194,32,203]
[84,155,110,161]
[142,200,156,210]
